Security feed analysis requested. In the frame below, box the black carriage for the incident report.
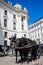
[10,35,40,62]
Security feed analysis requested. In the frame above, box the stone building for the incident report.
[0,0,29,46]
[29,17,43,43]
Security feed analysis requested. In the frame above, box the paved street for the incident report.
[0,55,43,65]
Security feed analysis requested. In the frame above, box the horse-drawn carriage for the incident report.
[10,35,40,62]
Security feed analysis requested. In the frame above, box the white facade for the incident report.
[0,0,29,46]
[0,21,4,45]
[29,17,43,43]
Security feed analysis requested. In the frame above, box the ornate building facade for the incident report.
[0,0,29,46]
[29,17,43,43]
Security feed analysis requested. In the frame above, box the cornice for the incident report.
[29,18,43,29]
[2,27,29,33]
[0,0,28,15]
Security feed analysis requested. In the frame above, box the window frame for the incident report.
[24,34,26,38]
[4,40,7,46]
[13,22,16,30]
[4,32,7,38]
[5,10,7,15]
[4,19,7,27]
[13,14,16,19]
[22,24,24,30]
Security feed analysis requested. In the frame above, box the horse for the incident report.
[10,36,38,62]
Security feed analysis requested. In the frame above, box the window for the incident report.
[5,10,7,15]
[35,31,36,38]
[4,40,7,46]
[21,17,23,21]
[38,30,39,36]
[41,28,42,36]
[21,16,25,21]
[13,14,16,19]
[4,32,7,38]
[13,22,16,30]
[4,19,7,27]
[22,24,24,30]
[24,34,26,38]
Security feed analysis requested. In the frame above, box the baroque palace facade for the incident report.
[29,17,43,43]
[0,0,29,46]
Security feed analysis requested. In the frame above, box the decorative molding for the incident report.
[0,0,28,15]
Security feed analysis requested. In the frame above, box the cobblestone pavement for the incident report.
[0,56,43,65]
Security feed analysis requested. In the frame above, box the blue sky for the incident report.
[5,0,43,25]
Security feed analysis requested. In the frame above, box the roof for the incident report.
[29,17,43,29]
[33,17,43,24]
[0,0,28,15]
[14,3,22,9]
